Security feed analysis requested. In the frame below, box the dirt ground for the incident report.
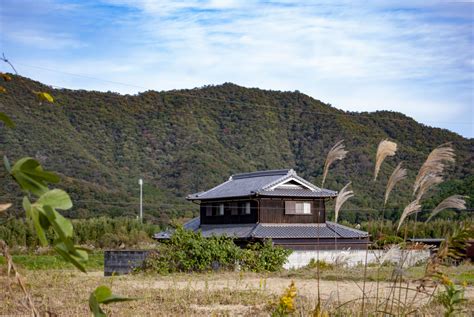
[116,275,436,302]
[1,270,473,316]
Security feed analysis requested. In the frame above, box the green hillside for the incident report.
[1,75,472,224]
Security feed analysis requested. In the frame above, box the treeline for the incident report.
[341,219,473,240]
[2,216,467,252]
[0,217,161,250]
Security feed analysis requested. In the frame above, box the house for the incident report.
[155,169,369,252]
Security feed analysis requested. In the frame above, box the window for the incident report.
[205,205,212,217]
[237,202,251,215]
[285,201,311,214]
[230,202,239,216]
[245,202,251,215]
[218,203,224,216]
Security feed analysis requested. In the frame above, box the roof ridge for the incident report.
[232,169,290,180]
[260,172,324,192]
[258,223,327,227]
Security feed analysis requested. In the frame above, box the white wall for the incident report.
[284,248,431,269]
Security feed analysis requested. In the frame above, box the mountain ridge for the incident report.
[1,75,472,223]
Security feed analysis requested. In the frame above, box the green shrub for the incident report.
[373,235,404,248]
[141,227,291,273]
[306,258,334,270]
[241,240,292,272]
[141,227,243,273]
[435,279,467,317]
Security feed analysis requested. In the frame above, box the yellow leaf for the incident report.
[0,203,12,212]
[0,86,6,93]
[1,73,12,81]
[36,92,54,103]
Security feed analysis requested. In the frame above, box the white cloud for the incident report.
[1,0,472,136]
[6,30,85,50]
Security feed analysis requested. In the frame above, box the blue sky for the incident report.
[1,0,473,137]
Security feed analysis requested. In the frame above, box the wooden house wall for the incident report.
[258,198,326,224]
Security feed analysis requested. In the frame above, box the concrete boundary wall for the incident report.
[104,249,431,274]
[104,250,149,276]
[284,249,431,269]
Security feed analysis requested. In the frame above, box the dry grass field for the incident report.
[1,263,473,316]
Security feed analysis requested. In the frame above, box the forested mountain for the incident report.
[1,75,472,224]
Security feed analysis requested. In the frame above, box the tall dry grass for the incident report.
[316,140,467,316]
[415,174,444,201]
[397,200,422,231]
[384,162,407,206]
[413,143,455,196]
[0,240,38,316]
[321,140,348,187]
[374,139,397,181]
[334,182,354,223]
[319,141,348,313]
[426,195,468,223]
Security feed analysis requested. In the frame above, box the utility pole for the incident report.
[139,178,143,223]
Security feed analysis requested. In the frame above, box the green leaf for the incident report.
[89,285,136,317]
[37,189,73,210]
[19,158,61,183]
[0,112,14,128]
[3,156,11,173]
[22,196,32,218]
[93,286,113,303]
[11,157,60,196]
[94,285,136,304]
[23,197,49,246]
[43,205,73,240]
[54,241,88,273]
[101,294,136,305]
[89,292,106,317]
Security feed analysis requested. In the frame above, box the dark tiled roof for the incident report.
[183,217,201,231]
[252,223,338,238]
[325,222,369,238]
[154,231,172,239]
[259,189,337,198]
[154,217,368,240]
[187,169,337,200]
[407,238,444,245]
[153,218,256,239]
[252,222,368,239]
[200,224,257,238]
[153,217,201,239]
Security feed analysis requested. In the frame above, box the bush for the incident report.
[306,259,334,270]
[141,227,292,273]
[373,235,404,248]
[241,240,292,272]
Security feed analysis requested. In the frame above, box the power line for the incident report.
[2,195,472,213]
[7,61,473,126]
